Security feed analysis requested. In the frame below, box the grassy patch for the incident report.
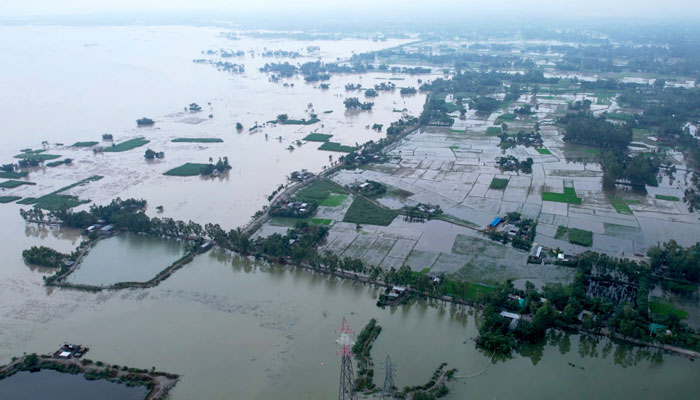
[318,142,357,153]
[163,163,208,177]
[486,127,502,135]
[294,179,347,203]
[495,113,517,121]
[303,133,333,142]
[31,194,89,210]
[650,300,688,319]
[321,193,347,207]
[655,194,680,202]
[46,160,70,167]
[449,145,459,150]
[0,180,36,189]
[441,280,496,301]
[104,137,150,152]
[13,153,61,161]
[542,187,582,205]
[281,117,320,125]
[556,226,593,247]
[536,148,552,155]
[444,102,463,113]
[450,129,465,133]
[609,197,633,215]
[343,196,397,226]
[72,141,99,147]
[0,196,21,203]
[0,171,28,179]
[489,177,509,190]
[585,148,601,155]
[606,112,634,122]
[171,138,223,143]
[22,175,103,210]
[310,218,332,226]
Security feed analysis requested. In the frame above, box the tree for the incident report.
[276,114,289,123]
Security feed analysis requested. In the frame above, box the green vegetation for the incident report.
[13,153,61,161]
[542,187,582,205]
[561,113,631,149]
[19,176,102,210]
[489,177,509,190]
[0,171,28,179]
[495,113,517,122]
[655,194,680,202]
[104,137,150,152]
[556,226,593,247]
[47,159,72,167]
[609,197,633,214]
[343,196,397,226]
[536,148,552,155]
[321,193,347,207]
[486,127,502,135]
[450,129,465,133]
[171,138,224,143]
[344,97,374,110]
[449,145,459,150]
[0,180,36,189]
[294,179,347,203]
[22,246,68,268]
[0,196,21,203]
[310,218,332,226]
[353,319,382,392]
[303,133,333,142]
[163,163,209,177]
[649,300,688,319]
[280,117,320,125]
[318,142,357,153]
[72,141,99,147]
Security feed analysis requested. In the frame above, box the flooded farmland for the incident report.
[1,22,700,399]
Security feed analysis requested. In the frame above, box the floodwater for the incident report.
[67,234,185,286]
[0,369,147,400]
[9,250,700,399]
[1,25,699,399]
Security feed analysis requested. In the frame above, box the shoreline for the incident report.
[0,354,179,400]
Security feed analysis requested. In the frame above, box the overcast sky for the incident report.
[4,0,700,21]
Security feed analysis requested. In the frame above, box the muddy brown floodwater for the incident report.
[0,26,699,399]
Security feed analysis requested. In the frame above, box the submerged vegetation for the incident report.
[104,138,150,153]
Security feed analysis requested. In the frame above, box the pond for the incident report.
[66,234,186,286]
[0,370,147,400]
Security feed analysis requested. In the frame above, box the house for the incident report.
[86,224,101,233]
[489,217,502,228]
[499,311,521,330]
[528,245,543,263]
[391,286,407,296]
[99,224,114,236]
[501,224,519,237]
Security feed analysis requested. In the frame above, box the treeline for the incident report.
[561,113,632,149]
[600,150,660,188]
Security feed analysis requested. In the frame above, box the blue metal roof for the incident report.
[490,217,502,227]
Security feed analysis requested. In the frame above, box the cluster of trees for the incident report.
[136,117,155,127]
[469,96,501,113]
[200,157,231,176]
[400,87,417,95]
[144,149,164,160]
[562,113,632,149]
[22,246,68,268]
[344,97,374,110]
[419,97,457,126]
[648,240,700,283]
[496,156,533,174]
[600,150,660,188]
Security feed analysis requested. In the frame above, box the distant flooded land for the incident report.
[1,22,699,399]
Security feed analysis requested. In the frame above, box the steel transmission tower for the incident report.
[381,355,396,399]
[335,317,357,400]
